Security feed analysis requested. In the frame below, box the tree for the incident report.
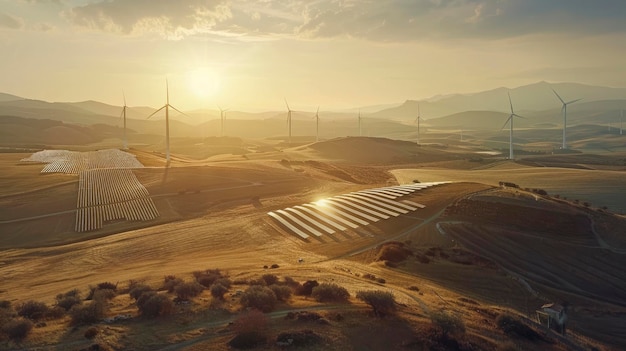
[356,290,396,317]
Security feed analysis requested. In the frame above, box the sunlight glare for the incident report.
[186,67,220,99]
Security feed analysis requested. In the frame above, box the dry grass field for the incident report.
[1,137,624,350]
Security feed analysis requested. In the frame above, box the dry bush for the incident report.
[56,289,82,311]
[228,309,269,349]
[240,286,277,313]
[162,276,184,293]
[17,300,49,321]
[0,300,11,309]
[311,283,350,303]
[261,274,279,286]
[430,310,466,337]
[295,280,318,296]
[175,281,204,301]
[137,292,174,318]
[70,297,107,326]
[269,284,292,301]
[210,283,229,300]
[194,269,225,288]
[356,290,396,317]
[1,318,33,340]
[129,284,153,301]
[376,242,412,262]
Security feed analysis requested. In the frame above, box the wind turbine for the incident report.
[621,109,623,135]
[314,106,320,142]
[502,92,524,160]
[285,99,292,145]
[119,92,128,150]
[552,89,582,149]
[414,103,424,145]
[218,106,228,137]
[147,79,188,164]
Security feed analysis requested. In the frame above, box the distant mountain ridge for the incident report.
[1,82,625,134]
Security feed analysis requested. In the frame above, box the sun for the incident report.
[186,68,220,98]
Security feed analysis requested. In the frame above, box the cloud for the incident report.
[66,0,232,39]
[64,0,626,41]
[0,12,24,29]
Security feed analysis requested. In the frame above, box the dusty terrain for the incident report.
[0,136,624,350]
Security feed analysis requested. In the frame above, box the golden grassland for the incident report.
[0,137,624,350]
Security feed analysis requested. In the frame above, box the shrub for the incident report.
[46,306,67,319]
[2,318,33,340]
[95,289,116,301]
[129,284,153,300]
[0,300,11,309]
[84,326,99,339]
[97,282,117,291]
[430,310,465,337]
[356,290,396,317]
[137,292,174,318]
[17,300,49,320]
[408,285,420,292]
[210,283,229,300]
[194,269,224,288]
[295,280,318,296]
[70,299,106,325]
[56,289,82,311]
[269,284,292,301]
[270,264,280,269]
[240,286,277,313]
[495,313,541,341]
[163,276,184,293]
[175,281,204,301]
[228,309,269,349]
[311,283,350,303]
[377,242,412,262]
[261,274,279,286]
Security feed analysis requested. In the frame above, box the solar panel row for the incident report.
[268,182,448,240]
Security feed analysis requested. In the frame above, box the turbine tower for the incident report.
[218,106,228,137]
[315,106,320,142]
[552,89,582,149]
[414,103,424,145]
[285,99,292,145]
[621,109,623,135]
[119,93,128,150]
[502,92,524,160]
[147,79,187,164]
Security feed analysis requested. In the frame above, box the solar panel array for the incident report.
[21,149,158,232]
[21,149,144,174]
[75,169,159,232]
[267,182,448,240]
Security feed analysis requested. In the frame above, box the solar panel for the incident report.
[342,194,409,213]
[324,199,381,222]
[301,204,362,228]
[284,208,335,234]
[293,205,348,231]
[268,211,309,239]
[276,209,324,237]
[335,195,400,217]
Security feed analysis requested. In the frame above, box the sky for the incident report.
[1,0,626,111]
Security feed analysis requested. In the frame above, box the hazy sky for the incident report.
[1,0,625,111]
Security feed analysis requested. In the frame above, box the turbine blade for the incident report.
[501,115,513,130]
[147,105,167,119]
[284,98,290,111]
[508,92,514,114]
[170,105,191,118]
[123,91,126,106]
[513,113,525,119]
[566,98,582,105]
[166,79,169,104]
[552,89,565,104]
